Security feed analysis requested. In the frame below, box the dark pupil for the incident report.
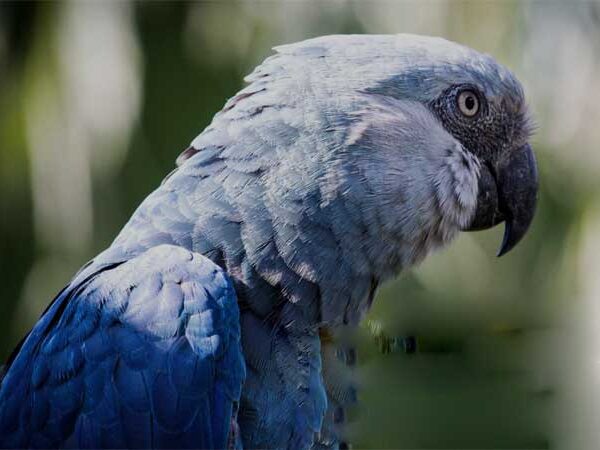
[465,95,475,110]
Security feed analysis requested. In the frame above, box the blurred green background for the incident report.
[1,1,599,448]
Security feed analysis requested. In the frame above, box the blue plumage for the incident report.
[0,246,245,449]
[0,34,536,449]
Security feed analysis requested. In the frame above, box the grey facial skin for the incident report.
[426,82,537,256]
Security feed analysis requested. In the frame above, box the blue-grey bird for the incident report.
[0,34,537,449]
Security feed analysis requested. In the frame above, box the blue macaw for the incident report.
[0,34,537,449]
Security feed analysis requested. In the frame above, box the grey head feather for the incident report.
[271,34,524,103]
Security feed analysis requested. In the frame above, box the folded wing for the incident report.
[0,245,245,449]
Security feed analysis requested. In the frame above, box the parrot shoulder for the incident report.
[0,244,245,449]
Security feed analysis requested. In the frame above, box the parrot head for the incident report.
[423,56,538,256]
[267,34,537,259]
[354,35,538,257]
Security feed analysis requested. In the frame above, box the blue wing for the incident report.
[0,244,245,449]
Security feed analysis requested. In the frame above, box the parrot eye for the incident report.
[457,90,480,117]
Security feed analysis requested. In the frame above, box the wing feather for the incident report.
[0,245,245,449]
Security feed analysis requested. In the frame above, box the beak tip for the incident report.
[495,216,533,257]
[496,226,512,257]
[496,246,511,258]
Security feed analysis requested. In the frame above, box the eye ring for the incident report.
[457,90,480,117]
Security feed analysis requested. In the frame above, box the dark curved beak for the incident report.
[463,143,538,257]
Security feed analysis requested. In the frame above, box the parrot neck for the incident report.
[105,178,392,331]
